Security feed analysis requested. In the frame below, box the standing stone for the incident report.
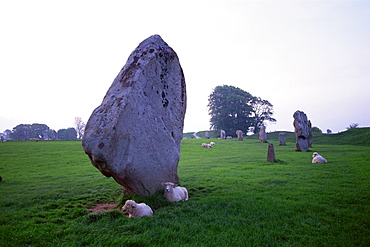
[267,142,276,163]
[293,110,311,152]
[82,35,186,196]
[236,130,243,141]
[205,131,210,139]
[279,132,286,146]
[259,125,267,143]
[220,130,226,139]
[308,120,313,148]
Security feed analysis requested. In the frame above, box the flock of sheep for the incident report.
[122,182,188,218]
[201,142,216,148]
[121,142,328,218]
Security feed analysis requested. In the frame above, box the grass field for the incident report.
[0,135,369,246]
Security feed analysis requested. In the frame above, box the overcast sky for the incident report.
[1,0,369,134]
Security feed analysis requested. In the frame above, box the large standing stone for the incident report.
[293,110,311,152]
[82,35,186,196]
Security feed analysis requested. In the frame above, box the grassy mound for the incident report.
[312,127,370,145]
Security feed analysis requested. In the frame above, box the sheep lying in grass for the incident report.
[210,142,216,146]
[201,143,212,148]
[122,200,153,218]
[161,182,189,202]
[312,152,328,163]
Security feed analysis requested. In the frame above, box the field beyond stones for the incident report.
[0,135,369,246]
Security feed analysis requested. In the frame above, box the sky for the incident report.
[1,0,369,135]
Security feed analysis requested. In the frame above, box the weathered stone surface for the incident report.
[293,110,311,152]
[259,125,267,143]
[267,142,276,163]
[279,132,286,146]
[82,35,186,196]
[236,130,243,141]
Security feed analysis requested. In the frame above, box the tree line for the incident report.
[4,85,277,140]
[4,117,85,140]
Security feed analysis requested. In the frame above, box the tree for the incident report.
[57,128,77,140]
[74,117,85,139]
[31,124,50,139]
[208,85,277,136]
[208,85,254,135]
[10,124,30,140]
[39,129,57,140]
[10,123,50,140]
[250,97,276,134]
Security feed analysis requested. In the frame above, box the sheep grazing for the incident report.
[122,200,153,218]
[201,143,212,148]
[161,182,189,202]
[210,142,216,146]
[312,152,328,163]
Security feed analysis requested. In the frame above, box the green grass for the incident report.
[0,138,369,246]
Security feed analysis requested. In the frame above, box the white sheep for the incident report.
[161,182,189,202]
[210,142,216,146]
[312,152,328,163]
[201,143,212,148]
[122,200,153,218]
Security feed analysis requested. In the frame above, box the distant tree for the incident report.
[57,128,77,140]
[347,123,359,129]
[4,129,12,140]
[74,117,85,139]
[250,97,277,134]
[327,129,332,134]
[312,126,322,133]
[57,129,65,140]
[31,124,50,139]
[10,123,50,140]
[45,129,57,140]
[208,85,277,136]
[10,124,30,140]
[208,85,254,135]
